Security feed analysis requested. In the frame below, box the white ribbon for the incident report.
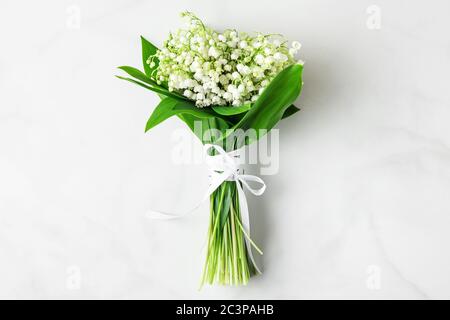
[146,143,266,274]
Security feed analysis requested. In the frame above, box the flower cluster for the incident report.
[147,12,303,108]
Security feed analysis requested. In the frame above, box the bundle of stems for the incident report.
[201,181,262,286]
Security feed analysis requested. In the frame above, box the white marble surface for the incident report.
[1,0,450,299]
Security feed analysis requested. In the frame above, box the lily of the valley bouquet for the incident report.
[117,12,303,286]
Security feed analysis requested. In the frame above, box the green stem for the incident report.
[200,181,260,287]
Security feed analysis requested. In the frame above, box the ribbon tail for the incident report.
[236,181,262,274]
[146,170,231,220]
[146,202,203,220]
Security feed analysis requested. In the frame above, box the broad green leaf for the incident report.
[118,66,158,87]
[223,64,303,146]
[118,66,188,101]
[145,97,222,132]
[141,36,158,77]
[281,104,300,120]
[212,104,251,116]
[176,114,231,143]
[202,117,231,145]
[211,103,300,127]
[116,76,188,102]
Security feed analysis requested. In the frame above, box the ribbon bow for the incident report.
[147,143,266,273]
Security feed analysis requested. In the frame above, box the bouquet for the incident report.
[117,12,303,286]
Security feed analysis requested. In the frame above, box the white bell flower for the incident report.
[152,12,299,107]
[208,46,220,58]
[292,41,302,50]
[255,54,264,65]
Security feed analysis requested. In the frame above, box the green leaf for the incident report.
[211,103,300,128]
[141,36,158,77]
[175,114,231,143]
[118,66,158,86]
[224,64,303,146]
[202,117,231,144]
[145,97,221,132]
[117,66,189,101]
[282,104,300,120]
[116,75,188,102]
[212,104,251,116]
